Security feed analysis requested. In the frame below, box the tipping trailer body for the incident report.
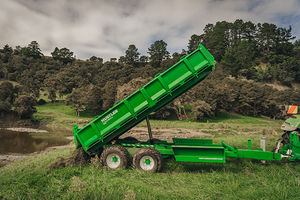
[73,44,215,154]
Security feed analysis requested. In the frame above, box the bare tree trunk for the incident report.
[76,109,80,117]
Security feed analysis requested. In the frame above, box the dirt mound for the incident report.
[50,148,91,169]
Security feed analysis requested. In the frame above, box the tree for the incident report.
[241,21,256,42]
[191,100,214,120]
[221,41,256,78]
[66,88,88,116]
[21,41,43,59]
[48,89,57,103]
[271,56,299,85]
[118,56,126,64]
[172,52,181,62]
[0,81,16,113]
[200,21,231,61]
[14,95,37,118]
[139,55,148,64]
[2,44,13,55]
[13,45,22,55]
[148,40,170,66]
[0,81,15,103]
[85,85,103,114]
[256,23,277,53]
[187,34,201,53]
[294,40,300,59]
[1,45,14,69]
[230,19,244,47]
[273,26,295,55]
[0,101,11,114]
[102,81,117,110]
[19,69,41,98]
[125,44,140,65]
[88,56,103,63]
[51,47,75,64]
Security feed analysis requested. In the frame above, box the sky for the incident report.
[1,0,300,60]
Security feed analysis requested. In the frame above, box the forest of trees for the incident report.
[0,19,299,120]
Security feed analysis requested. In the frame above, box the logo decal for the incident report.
[101,110,118,125]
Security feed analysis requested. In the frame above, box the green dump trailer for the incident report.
[73,44,300,172]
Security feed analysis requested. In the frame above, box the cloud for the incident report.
[0,0,299,60]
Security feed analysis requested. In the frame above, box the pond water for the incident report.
[0,129,70,154]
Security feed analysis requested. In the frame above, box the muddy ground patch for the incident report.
[49,148,91,169]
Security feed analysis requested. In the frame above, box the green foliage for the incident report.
[19,69,41,98]
[85,85,103,114]
[148,40,170,66]
[221,41,256,78]
[1,44,13,54]
[66,88,88,116]
[187,34,201,53]
[139,55,149,64]
[88,56,103,64]
[125,44,140,65]
[1,44,13,63]
[14,95,37,118]
[51,47,75,65]
[0,81,15,103]
[191,100,214,120]
[48,89,57,103]
[201,22,230,62]
[0,81,17,113]
[271,56,299,85]
[102,81,117,111]
[257,23,294,55]
[20,41,43,59]
[198,19,298,83]
[0,100,11,113]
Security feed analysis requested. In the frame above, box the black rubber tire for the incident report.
[123,136,139,142]
[100,145,130,169]
[133,147,162,173]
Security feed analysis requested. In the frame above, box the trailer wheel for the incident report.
[100,145,130,169]
[133,147,162,173]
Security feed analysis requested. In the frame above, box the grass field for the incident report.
[34,103,92,135]
[1,103,299,199]
[0,147,299,200]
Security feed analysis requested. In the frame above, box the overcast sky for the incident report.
[1,0,300,60]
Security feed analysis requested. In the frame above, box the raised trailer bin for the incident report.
[74,44,215,153]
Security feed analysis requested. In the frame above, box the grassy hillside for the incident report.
[34,103,92,134]
[1,103,297,199]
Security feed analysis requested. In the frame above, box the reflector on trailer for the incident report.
[287,105,298,114]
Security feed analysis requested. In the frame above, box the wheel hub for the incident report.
[145,159,151,165]
[112,156,118,162]
[106,153,121,169]
[140,156,155,171]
